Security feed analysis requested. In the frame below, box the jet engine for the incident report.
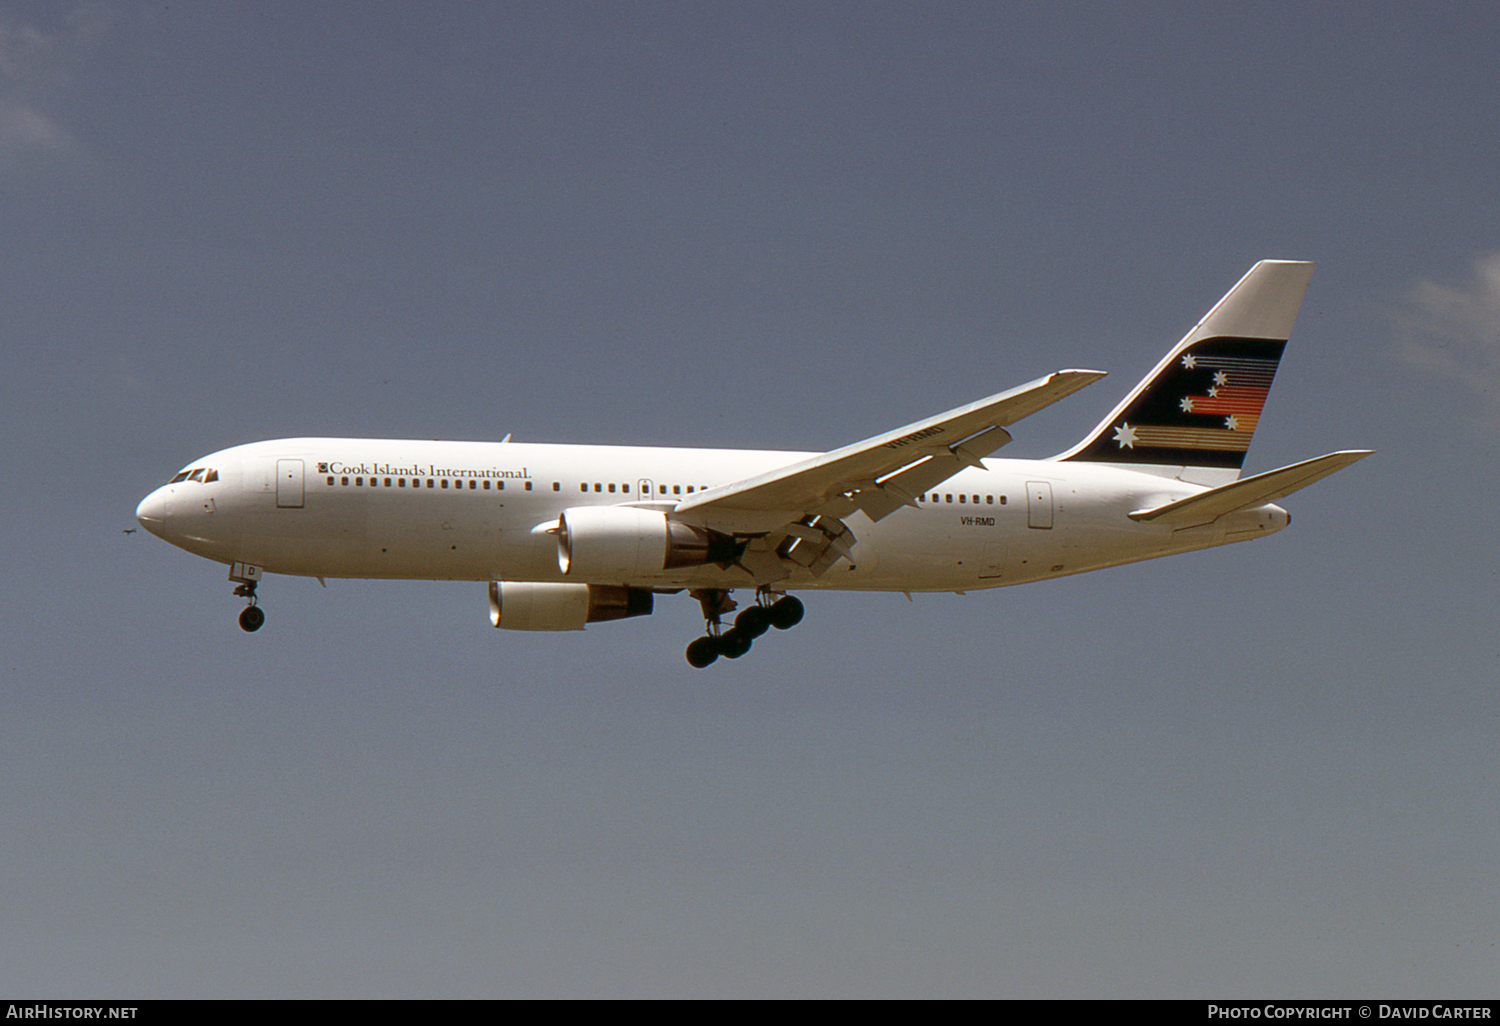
[555,506,743,579]
[487,581,653,631]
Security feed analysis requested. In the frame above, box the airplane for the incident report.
[135,260,1370,667]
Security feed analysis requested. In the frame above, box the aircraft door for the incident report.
[276,459,305,508]
[638,478,655,502]
[1026,481,1053,529]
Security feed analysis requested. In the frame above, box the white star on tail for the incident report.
[1112,422,1138,449]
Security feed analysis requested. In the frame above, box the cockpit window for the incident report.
[204,469,218,482]
[188,468,206,482]
[169,467,218,484]
[169,470,193,483]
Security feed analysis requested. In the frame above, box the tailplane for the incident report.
[1127,450,1373,525]
[1056,260,1314,480]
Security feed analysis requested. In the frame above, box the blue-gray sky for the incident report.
[3,1,1497,998]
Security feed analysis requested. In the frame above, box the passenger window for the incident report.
[386,478,393,487]
[552,482,560,491]
[594,483,602,492]
[622,484,630,493]
[399,479,406,487]
[673,486,681,495]
[986,495,993,504]
[959,494,965,503]
[945,494,952,503]
[608,483,616,493]
[687,486,694,494]
[525,481,533,491]
[441,480,448,489]
[469,480,476,490]
[341,476,349,486]
[327,476,335,486]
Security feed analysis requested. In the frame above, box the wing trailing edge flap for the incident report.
[675,368,1107,531]
[1128,450,1373,525]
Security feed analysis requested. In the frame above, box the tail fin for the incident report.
[1056,260,1314,479]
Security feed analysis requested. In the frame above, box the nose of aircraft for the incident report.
[136,488,168,540]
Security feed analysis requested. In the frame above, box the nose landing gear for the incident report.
[237,600,265,632]
[684,588,804,668]
[229,562,265,633]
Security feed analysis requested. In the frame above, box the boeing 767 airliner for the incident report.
[136,261,1370,666]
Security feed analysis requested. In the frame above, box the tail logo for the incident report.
[1068,337,1285,469]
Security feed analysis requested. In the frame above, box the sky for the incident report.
[2,0,1498,998]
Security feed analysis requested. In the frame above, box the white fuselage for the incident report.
[134,437,1288,593]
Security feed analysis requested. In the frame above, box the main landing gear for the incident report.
[685,588,804,668]
[230,562,265,632]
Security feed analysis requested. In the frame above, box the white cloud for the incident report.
[0,98,81,156]
[0,4,110,167]
[1399,251,1500,423]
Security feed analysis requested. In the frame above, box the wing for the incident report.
[675,368,1105,535]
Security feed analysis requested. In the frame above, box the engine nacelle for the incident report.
[487,581,653,631]
[556,506,739,579]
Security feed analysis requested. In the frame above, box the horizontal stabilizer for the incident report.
[1128,450,1372,524]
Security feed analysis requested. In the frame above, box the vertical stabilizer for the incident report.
[1056,260,1313,478]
